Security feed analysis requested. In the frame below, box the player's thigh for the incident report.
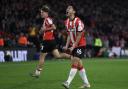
[70,56,80,65]
[70,56,83,67]
[72,47,85,65]
[39,53,47,60]
[41,40,56,53]
[72,46,85,58]
[52,49,61,58]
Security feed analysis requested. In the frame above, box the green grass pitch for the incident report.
[0,58,128,89]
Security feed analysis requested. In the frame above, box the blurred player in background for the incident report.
[31,5,70,77]
[62,5,90,89]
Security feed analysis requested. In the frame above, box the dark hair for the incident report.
[40,5,50,12]
[66,4,78,16]
[67,3,77,11]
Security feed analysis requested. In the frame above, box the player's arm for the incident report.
[39,24,56,34]
[44,18,56,32]
[65,35,70,49]
[73,31,82,47]
[44,24,56,31]
[69,31,82,51]
[70,20,84,50]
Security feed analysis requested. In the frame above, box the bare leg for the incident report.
[31,52,47,77]
[77,59,90,88]
[63,56,79,87]
[52,49,71,59]
[63,56,90,88]
[37,53,47,70]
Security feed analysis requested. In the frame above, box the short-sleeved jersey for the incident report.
[65,17,86,47]
[42,17,54,40]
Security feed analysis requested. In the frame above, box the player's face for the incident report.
[40,10,47,18]
[66,6,75,17]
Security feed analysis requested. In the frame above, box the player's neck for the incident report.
[44,14,49,19]
[69,14,75,21]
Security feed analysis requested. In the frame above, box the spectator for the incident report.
[0,0,128,56]
[0,35,4,47]
[18,33,29,47]
[97,35,109,57]
[108,42,121,58]
[28,25,40,50]
[93,33,103,56]
[85,32,94,57]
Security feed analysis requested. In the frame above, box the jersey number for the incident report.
[77,49,82,54]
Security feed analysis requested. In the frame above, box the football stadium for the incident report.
[0,0,128,89]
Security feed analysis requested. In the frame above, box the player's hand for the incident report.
[63,46,68,51]
[39,27,46,34]
[39,30,43,34]
[41,26,46,31]
[69,46,74,52]
[62,46,71,54]
[69,43,76,52]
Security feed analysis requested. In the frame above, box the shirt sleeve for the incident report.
[77,20,84,32]
[47,18,53,25]
[64,20,69,32]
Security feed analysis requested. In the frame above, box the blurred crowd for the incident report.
[0,0,128,57]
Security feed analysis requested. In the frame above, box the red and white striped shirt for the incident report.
[65,17,86,47]
[42,17,54,40]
